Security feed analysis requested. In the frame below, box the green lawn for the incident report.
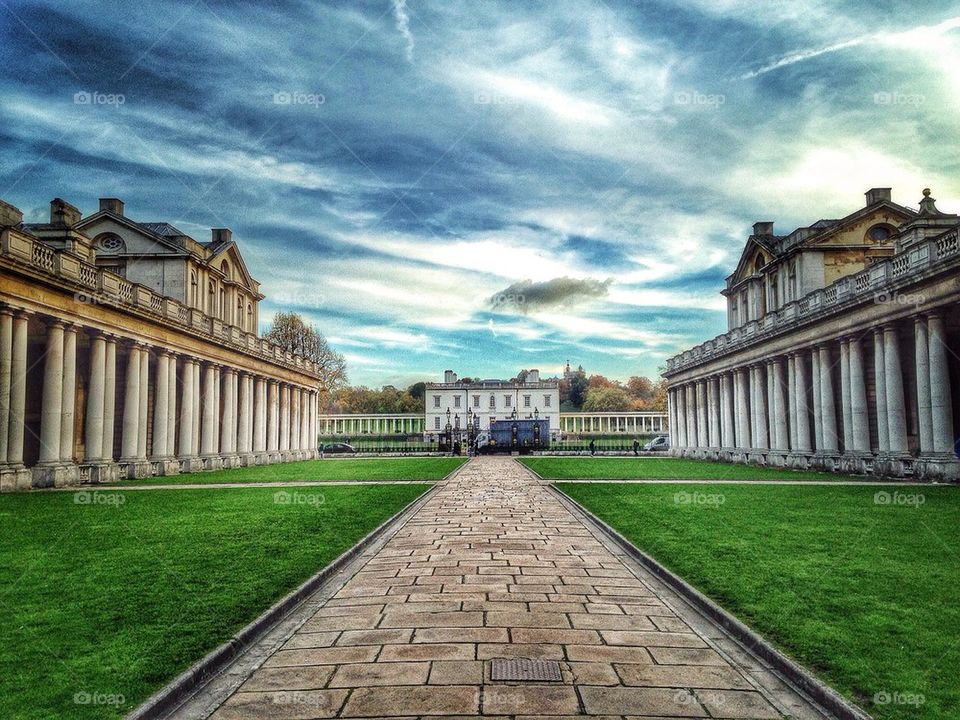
[557,482,960,720]
[523,456,868,481]
[0,483,430,719]
[110,456,467,485]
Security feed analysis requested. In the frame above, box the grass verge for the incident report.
[111,456,467,485]
[0,483,430,719]
[523,456,868,481]
[556,482,959,720]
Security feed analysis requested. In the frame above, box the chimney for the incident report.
[752,221,774,236]
[444,370,457,384]
[865,188,891,206]
[99,198,124,215]
[527,369,540,382]
[50,198,82,226]
[211,228,232,244]
[0,199,23,227]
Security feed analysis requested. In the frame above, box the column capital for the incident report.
[43,315,66,329]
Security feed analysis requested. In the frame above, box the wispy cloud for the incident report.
[391,0,415,61]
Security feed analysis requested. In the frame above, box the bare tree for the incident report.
[263,311,347,390]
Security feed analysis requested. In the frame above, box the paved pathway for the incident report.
[180,457,834,719]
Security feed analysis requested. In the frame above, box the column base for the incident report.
[81,462,123,484]
[179,456,205,473]
[914,454,960,482]
[239,453,257,467]
[202,455,223,471]
[745,450,768,465]
[151,458,181,477]
[31,463,80,488]
[765,450,788,467]
[122,459,154,479]
[266,452,283,464]
[0,464,33,492]
[785,452,812,470]
[810,453,841,472]
[220,455,241,469]
[873,453,913,479]
[837,452,873,475]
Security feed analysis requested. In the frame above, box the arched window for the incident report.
[247,302,253,331]
[236,296,243,326]
[208,281,215,315]
[190,271,198,307]
[220,260,230,278]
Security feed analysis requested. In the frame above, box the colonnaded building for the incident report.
[424,370,562,440]
[0,196,321,491]
[664,188,960,481]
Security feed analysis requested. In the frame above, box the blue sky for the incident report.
[2,1,959,387]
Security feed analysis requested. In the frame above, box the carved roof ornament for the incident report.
[918,188,945,217]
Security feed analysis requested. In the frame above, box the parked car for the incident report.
[643,435,670,452]
[321,442,356,455]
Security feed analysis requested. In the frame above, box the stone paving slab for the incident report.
[172,457,839,719]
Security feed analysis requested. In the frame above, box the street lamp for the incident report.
[534,407,540,420]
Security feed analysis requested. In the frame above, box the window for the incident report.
[190,272,198,307]
[524,395,531,408]
[95,233,125,253]
[544,395,551,407]
[504,395,512,407]
[454,396,461,408]
[434,417,441,429]
[489,394,495,408]
[219,288,225,320]
[236,296,242,325]
[433,395,441,408]
[208,281,216,315]
[473,395,480,408]
[247,303,252,330]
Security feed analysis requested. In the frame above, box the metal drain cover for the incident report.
[490,658,562,682]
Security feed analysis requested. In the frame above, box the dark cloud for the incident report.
[489,277,612,313]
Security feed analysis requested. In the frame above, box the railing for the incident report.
[0,229,321,378]
[666,227,960,374]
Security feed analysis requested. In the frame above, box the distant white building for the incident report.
[424,370,561,440]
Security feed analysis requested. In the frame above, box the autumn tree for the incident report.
[263,311,347,390]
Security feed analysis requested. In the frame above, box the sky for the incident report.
[2,0,960,388]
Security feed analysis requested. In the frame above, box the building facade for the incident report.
[0,196,321,491]
[664,188,960,481]
[318,414,425,436]
[424,370,561,440]
[558,412,667,435]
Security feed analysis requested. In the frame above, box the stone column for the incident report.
[794,351,811,453]
[720,373,734,449]
[6,311,28,467]
[673,388,685,448]
[137,347,149,460]
[735,368,750,450]
[0,308,11,463]
[752,364,768,450]
[179,358,196,465]
[221,368,236,456]
[201,363,217,457]
[786,355,796,450]
[252,377,265,454]
[120,343,141,462]
[695,381,708,448]
[102,336,117,462]
[292,387,302,452]
[268,380,279,454]
[914,316,933,454]
[60,324,77,463]
[238,373,251,457]
[883,325,907,455]
[848,337,871,453]
[280,384,290,453]
[152,352,170,459]
[708,377,721,448]
[300,389,310,452]
[839,339,852,452]
[166,356,177,458]
[191,358,201,455]
[39,319,65,465]
[771,358,788,451]
[928,313,955,454]
[811,347,823,452]
[85,331,106,462]
[872,329,889,452]
[819,343,838,453]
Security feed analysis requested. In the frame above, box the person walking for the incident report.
[589,439,596,456]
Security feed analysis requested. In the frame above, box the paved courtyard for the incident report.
[181,457,834,719]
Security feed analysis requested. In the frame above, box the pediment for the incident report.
[208,242,260,294]
[77,213,185,255]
